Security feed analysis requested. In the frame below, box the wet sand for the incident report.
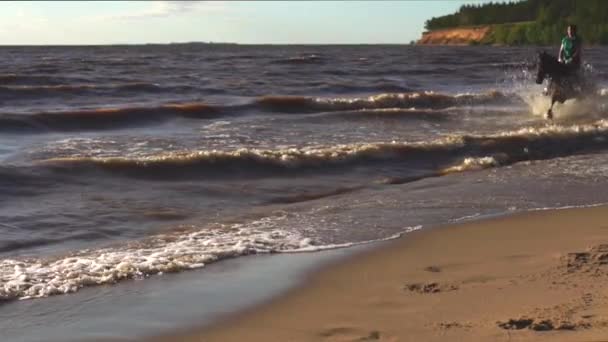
[156,205,608,341]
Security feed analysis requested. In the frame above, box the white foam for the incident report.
[0,215,303,301]
[0,214,422,301]
[500,118,608,137]
[283,225,422,253]
[308,90,507,111]
[449,213,482,223]
[521,92,552,118]
[521,87,608,120]
[442,156,501,174]
[528,202,608,212]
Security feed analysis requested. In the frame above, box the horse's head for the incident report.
[536,51,549,84]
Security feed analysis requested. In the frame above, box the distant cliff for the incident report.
[418,26,491,45]
[420,0,608,46]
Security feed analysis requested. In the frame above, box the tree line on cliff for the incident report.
[425,0,608,45]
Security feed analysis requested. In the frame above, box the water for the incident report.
[2,44,608,331]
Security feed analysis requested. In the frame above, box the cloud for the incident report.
[0,6,50,33]
[108,1,226,20]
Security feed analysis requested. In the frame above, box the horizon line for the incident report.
[0,42,420,47]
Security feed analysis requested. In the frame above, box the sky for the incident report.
[0,1,494,45]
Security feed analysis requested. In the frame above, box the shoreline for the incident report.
[156,205,608,341]
[0,246,369,342]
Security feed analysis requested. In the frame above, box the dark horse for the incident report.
[535,51,589,119]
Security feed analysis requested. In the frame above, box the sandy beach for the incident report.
[154,205,608,341]
[5,3,608,342]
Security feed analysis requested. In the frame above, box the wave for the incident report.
[266,186,364,204]
[38,141,461,178]
[0,74,93,86]
[438,121,608,175]
[0,215,308,301]
[320,82,412,93]
[441,156,503,174]
[0,82,187,100]
[308,107,517,123]
[307,107,454,122]
[0,213,418,301]
[0,90,515,133]
[37,120,608,179]
[27,64,61,74]
[94,59,151,67]
[0,103,223,132]
[254,90,510,113]
[0,90,521,133]
[272,54,325,65]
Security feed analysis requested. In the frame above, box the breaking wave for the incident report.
[441,156,502,174]
[36,120,608,179]
[0,91,514,132]
[0,214,418,301]
[255,90,509,113]
[320,82,412,93]
[0,103,223,132]
[308,107,455,122]
[271,54,325,65]
[0,82,197,101]
[0,74,93,86]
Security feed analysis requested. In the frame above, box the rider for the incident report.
[558,24,582,74]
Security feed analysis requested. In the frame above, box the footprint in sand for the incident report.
[563,244,608,274]
[318,327,382,341]
[497,317,534,330]
[424,266,441,273]
[497,317,585,331]
[438,321,473,330]
[404,282,458,294]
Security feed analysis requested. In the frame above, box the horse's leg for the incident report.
[546,97,555,120]
[544,81,556,120]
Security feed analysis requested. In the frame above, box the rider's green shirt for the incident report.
[561,35,581,65]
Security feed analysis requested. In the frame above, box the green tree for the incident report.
[423,0,608,45]
[525,23,541,45]
[493,25,509,44]
[506,24,527,45]
[599,25,608,45]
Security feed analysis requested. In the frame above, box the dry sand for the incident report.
[154,206,608,341]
